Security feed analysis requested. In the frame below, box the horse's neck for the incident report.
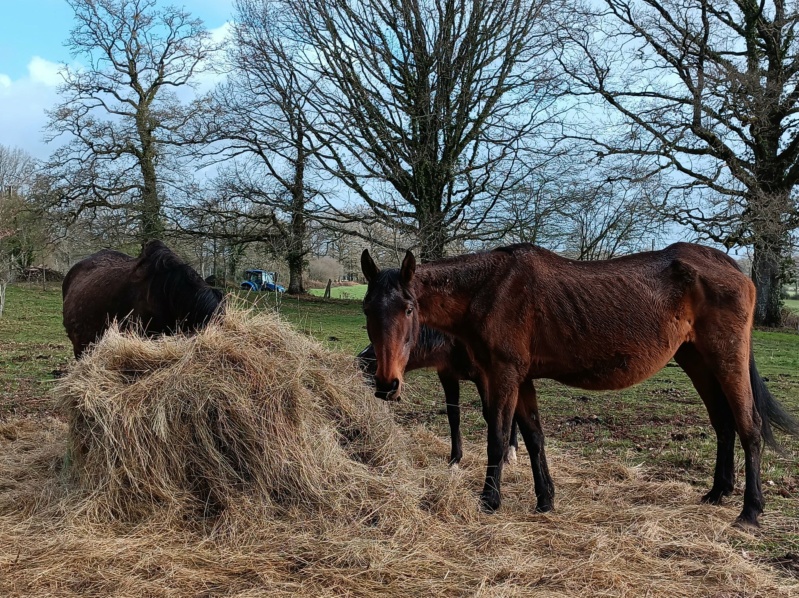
[413,259,485,333]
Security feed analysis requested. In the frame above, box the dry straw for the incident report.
[0,308,796,596]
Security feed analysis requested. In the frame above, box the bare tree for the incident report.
[199,0,325,294]
[44,0,217,242]
[0,145,36,196]
[560,0,799,325]
[561,181,664,260]
[281,0,565,261]
[307,256,343,283]
[173,193,273,281]
[0,146,51,286]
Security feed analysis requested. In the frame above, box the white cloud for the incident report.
[210,21,233,45]
[28,56,63,87]
[0,62,62,159]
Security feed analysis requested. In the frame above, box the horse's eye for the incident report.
[405,306,413,316]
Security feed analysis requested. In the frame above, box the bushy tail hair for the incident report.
[750,353,799,451]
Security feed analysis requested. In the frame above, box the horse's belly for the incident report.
[541,350,675,391]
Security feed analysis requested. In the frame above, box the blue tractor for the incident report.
[240,269,286,293]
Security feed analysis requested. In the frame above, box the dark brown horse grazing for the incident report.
[358,326,519,466]
[63,240,224,358]
[361,242,799,527]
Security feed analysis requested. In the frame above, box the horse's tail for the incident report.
[750,352,799,451]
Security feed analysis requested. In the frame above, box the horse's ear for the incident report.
[361,249,379,282]
[400,250,416,286]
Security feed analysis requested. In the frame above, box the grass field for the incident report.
[308,284,368,300]
[786,298,799,313]
[1,283,799,574]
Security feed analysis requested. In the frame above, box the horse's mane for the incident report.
[417,325,453,353]
[136,240,223,325]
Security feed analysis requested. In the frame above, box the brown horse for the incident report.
[361,242,799,527]
[358,326,519,465]
[63,240,224,358]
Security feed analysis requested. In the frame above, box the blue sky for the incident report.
[0,0,234,160]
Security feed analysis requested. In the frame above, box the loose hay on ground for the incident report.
[0,309,796,596]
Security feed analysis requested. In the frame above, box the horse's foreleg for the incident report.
[475,376,517,464]
[480,376,518,513]
[514,380,554,512]
[674,344,736,504]
[438,372,463,466]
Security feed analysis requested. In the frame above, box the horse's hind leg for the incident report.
[514,380,554,512]
[506,418,519,464]
[475,376,518,465]
[696,342,764,526]
[438,372,463,466]
[674,344,736,504]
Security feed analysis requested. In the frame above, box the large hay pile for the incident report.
[57,310,414,524]
[0,310,797,596]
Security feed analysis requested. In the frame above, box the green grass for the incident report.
[308,284,368,300]
[785,299,799,313]
[2,283,799,563]
[0,283,73,417]
[234,291,369,352]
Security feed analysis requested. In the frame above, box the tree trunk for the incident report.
[751,239,784,327]
[287,136,307,295]
[417,202,447,262]
[140,185,163,241]
[138,109,163,242]
[287,245,304,294]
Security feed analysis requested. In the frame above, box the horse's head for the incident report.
[360,249,418,401]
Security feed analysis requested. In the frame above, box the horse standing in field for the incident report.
[361,242,799,527]
[358,327,519,466]
[62,240,224,358]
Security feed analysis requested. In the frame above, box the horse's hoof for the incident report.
[479,493,501,513]
[733,505,762,530]
[449,462,460,471]
[701,487,732,505]
[535,501,554,513]
[732,515,760,531]
[701,491,723,505]
[504,446,517,464]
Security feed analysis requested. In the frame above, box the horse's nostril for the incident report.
[374,378,402,401]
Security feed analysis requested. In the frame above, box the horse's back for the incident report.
[481,242,754,390]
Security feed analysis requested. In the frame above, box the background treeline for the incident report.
[2,0,799,324]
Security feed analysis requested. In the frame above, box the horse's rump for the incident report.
[62,241,223,358]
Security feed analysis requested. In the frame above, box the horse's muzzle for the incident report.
[374,378,401,401]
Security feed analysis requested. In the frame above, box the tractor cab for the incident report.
[240,269,286,293]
